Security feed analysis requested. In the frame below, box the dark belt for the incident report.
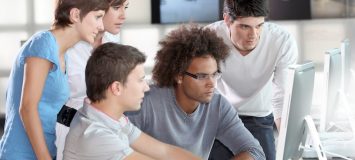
[57,105,77,127]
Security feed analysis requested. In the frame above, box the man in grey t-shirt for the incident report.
[64,43,201,160]
[126,25,265,160]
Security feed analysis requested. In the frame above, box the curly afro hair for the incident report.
[152,24,229,87]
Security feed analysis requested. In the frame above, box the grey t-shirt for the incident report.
[126,85,264,159]
[64,99,141,160]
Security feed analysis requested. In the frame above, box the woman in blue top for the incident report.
[0,0,108,159]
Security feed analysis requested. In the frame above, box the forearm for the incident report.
[232,147,266,160]
[131,132,201,160]
[231,151,254,160]
[20,106,51,160]
[163,145,201,160]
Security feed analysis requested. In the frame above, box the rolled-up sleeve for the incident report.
[216,96,266,159]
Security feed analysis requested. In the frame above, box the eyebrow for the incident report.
[257,22,265,26]
[240,22,264,27]
[195,70,220,74]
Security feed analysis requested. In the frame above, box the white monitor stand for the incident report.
[303,92,355,159]
[304,115,327,160]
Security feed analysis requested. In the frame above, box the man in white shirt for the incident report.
[63,43,201,160]
[206,0,298,159]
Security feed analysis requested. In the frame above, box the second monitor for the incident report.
[276,61,319,159]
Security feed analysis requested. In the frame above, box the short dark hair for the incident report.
[86,43,146,103]
[152,24,229,87]
[53,0,109,28]
[223,0,268,21]
[106,0,126,7]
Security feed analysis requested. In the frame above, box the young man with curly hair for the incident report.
[63,43,201,160]
[206,0,298,159]
[126,25,265,160]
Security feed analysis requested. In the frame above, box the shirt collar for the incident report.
[102,32,120,44]
[79,98,128,132]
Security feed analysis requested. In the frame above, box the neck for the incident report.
[51,27,81,56]
[238,48,251,56]
[174,86,199,114]
[91,99,124,121]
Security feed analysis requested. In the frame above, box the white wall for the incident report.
[1,0,355,115]
[125,0,151,24]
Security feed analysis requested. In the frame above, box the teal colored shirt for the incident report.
[0,31,70,159]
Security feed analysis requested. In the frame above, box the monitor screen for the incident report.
[268,0,311,20]
[320,48,342,132]
[151,0,222,24]
[276,61,315,159]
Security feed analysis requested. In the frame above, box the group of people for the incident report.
[0,0,297,159]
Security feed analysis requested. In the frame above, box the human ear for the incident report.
[223,13,231,27]
[69,8,81,23]
[110,81,122,96]
[175,75,183,84]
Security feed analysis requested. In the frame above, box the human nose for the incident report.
[205,75,217,86]
[119,8,126,21]
[249,27,258,38]
[98,18,104,31]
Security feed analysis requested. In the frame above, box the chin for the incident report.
[200,98,212,104]
[107,28,120,35]
[130,104,141,111]
[84,37,95,44]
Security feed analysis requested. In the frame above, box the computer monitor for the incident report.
[320,48,342,132]
[340,39,351,94]
[151,0,222,24]
[276,61,316,159]
[268,0,311,20]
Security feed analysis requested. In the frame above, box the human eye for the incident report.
[239,24,249,30]
[95,12,104,19]
[112,5,121,10]
[196,73,209,80]
[139,76,146,82]
[92,10,105,19]
[212,71,221,79]
[256,23,264,29]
